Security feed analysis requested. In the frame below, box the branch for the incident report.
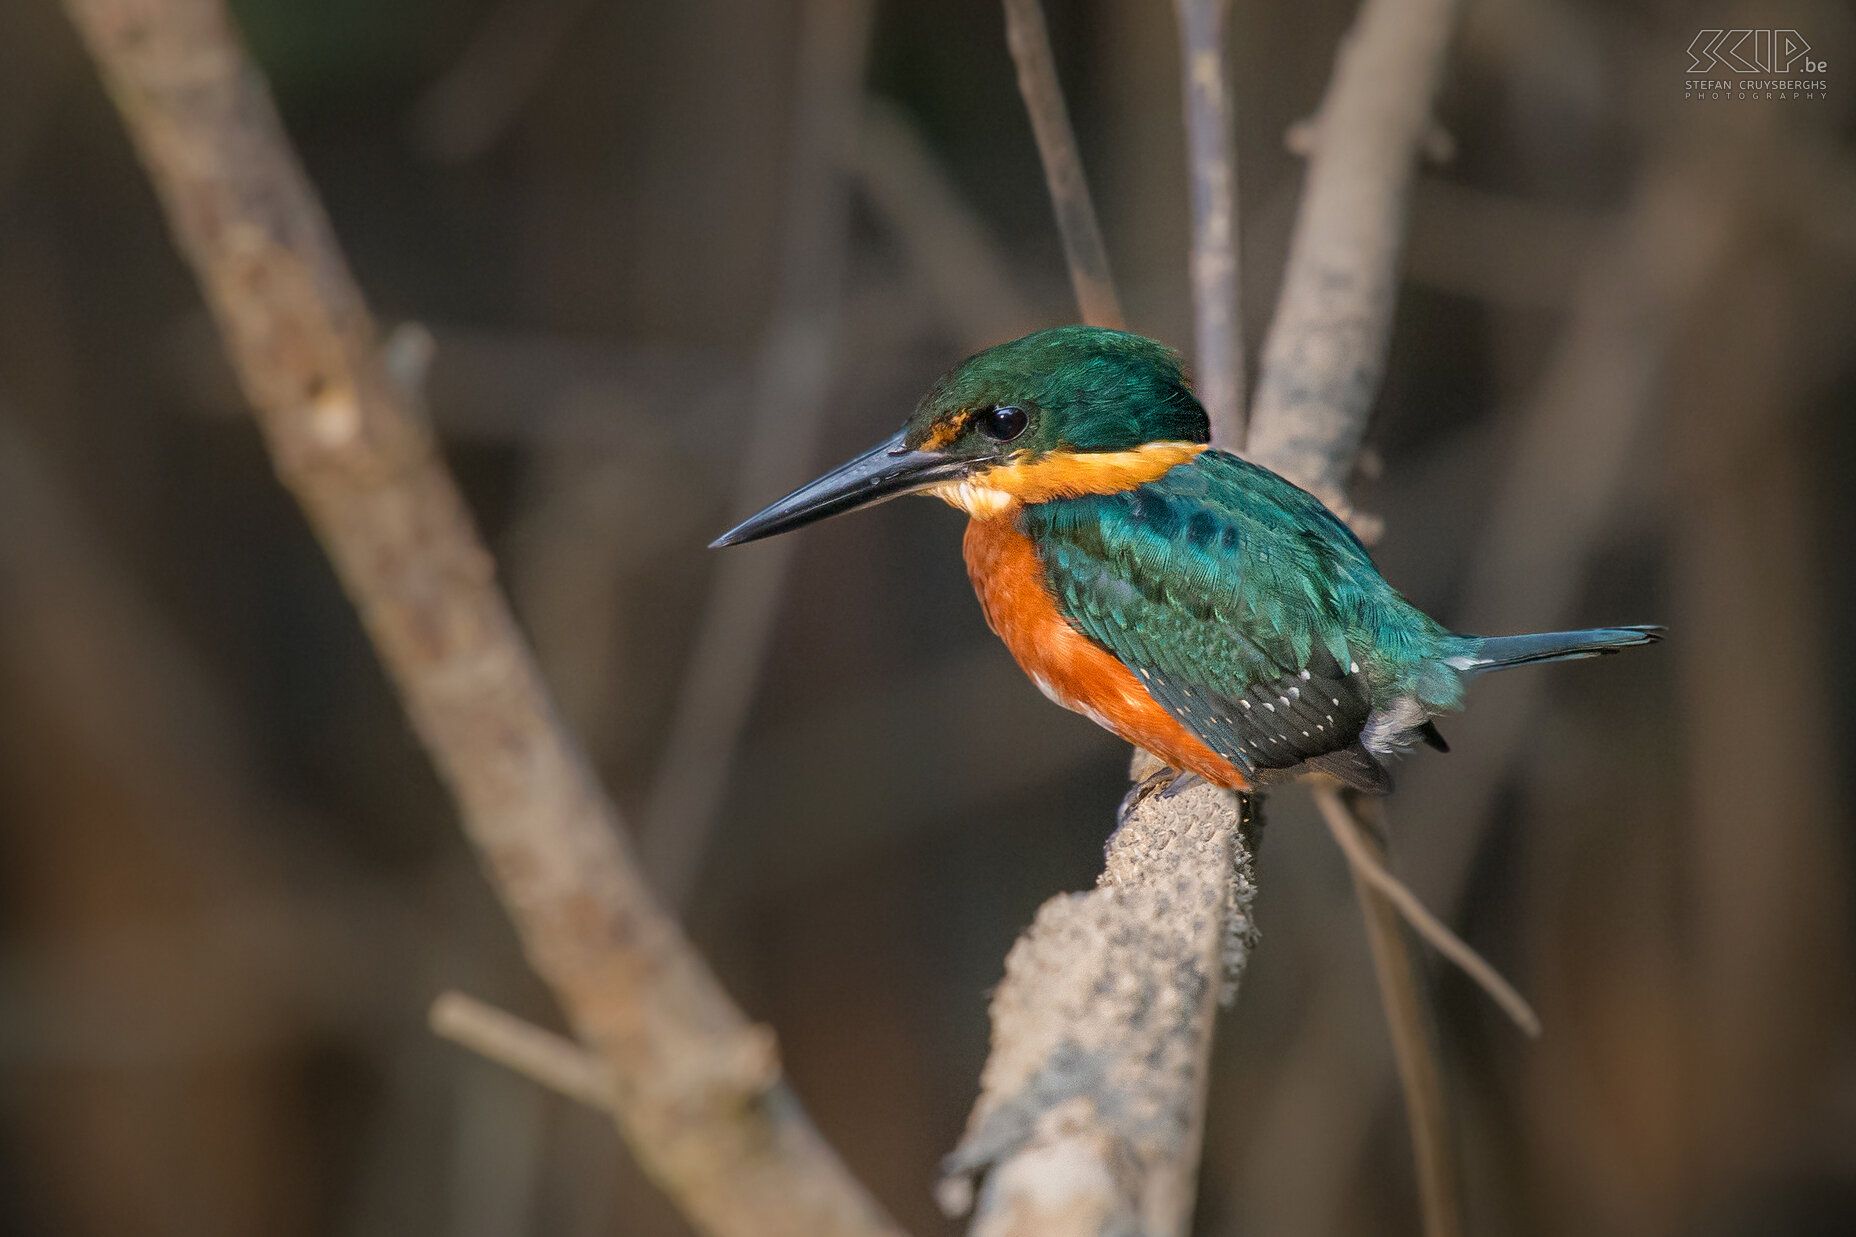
[1173,0,1245,446]
[431,991,617,1114]
[939,785,1258,1237]
[1245,0,1461,528]
[60,2,902,1234]
[1001,0,1124,330]
[1314,791,1540,1038]
[1325,793,1461,1237]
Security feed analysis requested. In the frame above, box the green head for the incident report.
[902,326,1209,459]
[714,327,1210,546]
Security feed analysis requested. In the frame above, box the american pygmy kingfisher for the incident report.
[713,327,1660,795]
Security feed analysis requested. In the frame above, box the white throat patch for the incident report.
[925,478,1016,517]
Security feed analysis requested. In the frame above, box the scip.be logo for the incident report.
[1686,29,1824,74]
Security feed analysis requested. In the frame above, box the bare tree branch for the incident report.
[1001,0,1125,330]
[1321,789,1462,1237]
[1246,0,1462,529]
[431,991,617,1114]
[939,785,1258,1237]
[1173,0,1245,446]
[60,1,903,1234]
[1315,791,1540,1038]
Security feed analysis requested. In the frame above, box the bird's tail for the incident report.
[1456,625,1664,673]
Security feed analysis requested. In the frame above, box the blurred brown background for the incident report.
[1,0,1853,1234]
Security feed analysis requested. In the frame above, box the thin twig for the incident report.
[1321,788,1462,1237]
[1245,0,1462,531]
[1172,0,1244,446]
[1314,789,1541,1037]
[1000,0,1124,329]
[638,0,874,908]
[431,991,616,1113]
[60,2,903,1234]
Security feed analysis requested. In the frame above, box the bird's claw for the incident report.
[1115,765,1204,829]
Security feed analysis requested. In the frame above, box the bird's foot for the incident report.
[1115,766,1203,828]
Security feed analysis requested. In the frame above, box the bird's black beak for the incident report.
[710,429,971,548]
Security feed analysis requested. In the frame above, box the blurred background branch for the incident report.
[57,0,901,1234]
[1316,789,1461,1237]
[1172,0,1244,446]
[1246,0,1461,537]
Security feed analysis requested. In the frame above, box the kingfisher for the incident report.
[713,326,1660,796]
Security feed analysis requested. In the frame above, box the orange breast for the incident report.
[962,514,1248,790]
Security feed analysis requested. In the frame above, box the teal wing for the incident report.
[1020,450,1398,789]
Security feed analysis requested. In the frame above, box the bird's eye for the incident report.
[980,405,1028,442]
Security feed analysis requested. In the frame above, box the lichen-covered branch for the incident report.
[1245,0,1461,524]
[61,2,901,1234]
[1001,0,1125,330]
[939,786,1258,1237]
